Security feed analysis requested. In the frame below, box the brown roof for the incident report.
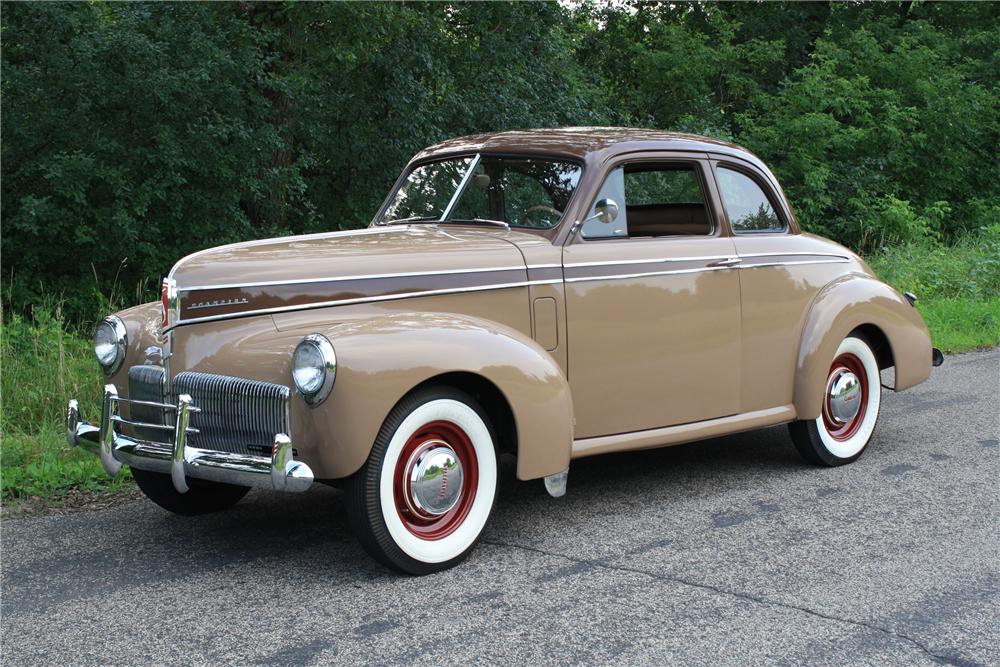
[415,126,759,163]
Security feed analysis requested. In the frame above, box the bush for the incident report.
[0,304,132,503]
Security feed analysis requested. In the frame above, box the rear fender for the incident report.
[794,274,932,420]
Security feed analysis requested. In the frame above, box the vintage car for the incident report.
[67,128,942,574]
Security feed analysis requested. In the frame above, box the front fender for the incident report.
[297,312,573,481]
[794,274,932,420]
[107,301,163,388]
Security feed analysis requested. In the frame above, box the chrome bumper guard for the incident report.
[66,385,313,494]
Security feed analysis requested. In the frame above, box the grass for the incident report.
[1,306,132,511]
[867,230,1000,352]
[1,237,997,507]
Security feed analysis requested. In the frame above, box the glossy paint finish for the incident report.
[563,236,741,437]
[101,128,934,485]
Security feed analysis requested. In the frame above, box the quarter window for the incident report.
[716,167,783,232]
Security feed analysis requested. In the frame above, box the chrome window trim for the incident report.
[440,153,482,222]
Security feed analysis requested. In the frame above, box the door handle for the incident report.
[708,257,742,268]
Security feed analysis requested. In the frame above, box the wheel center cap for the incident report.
[828,370,862,424]
[406,441,463,517]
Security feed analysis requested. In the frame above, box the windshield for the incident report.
[377,154,583,229]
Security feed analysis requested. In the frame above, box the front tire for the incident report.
[789,334,882,466]
[346,386,498,575]
[131,468,250,515]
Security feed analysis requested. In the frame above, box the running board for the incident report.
[571,405,798,459]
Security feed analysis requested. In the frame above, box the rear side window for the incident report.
[717,167,783,232]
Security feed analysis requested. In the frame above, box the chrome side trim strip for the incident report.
[168,258,850,329]
[740,258,850,269]
[565,265,732,283]
[166,279,559,330]
[181,264,528,292]
[562,251,850,270]
[737,251,851,259]
[564,254,730,268]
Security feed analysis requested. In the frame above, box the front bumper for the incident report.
[67,385,313,494]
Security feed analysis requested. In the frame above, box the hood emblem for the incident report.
[188,297,249,311]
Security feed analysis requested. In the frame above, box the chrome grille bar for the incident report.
[172,371,291,456]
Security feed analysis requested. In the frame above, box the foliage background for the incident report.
[1,2,998,505]
[2,1,998,325]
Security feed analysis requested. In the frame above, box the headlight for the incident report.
[93,315,127,376]
[291,334,336,405]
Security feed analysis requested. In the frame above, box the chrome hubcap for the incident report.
[827,370,862,424]
[405,441,463,517]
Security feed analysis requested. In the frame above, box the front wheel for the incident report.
[789,334,882,466]
[346,386,498,575]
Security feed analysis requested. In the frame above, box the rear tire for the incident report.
[789,334,882,466]
[132,468,250,515]
[346,386,498,575]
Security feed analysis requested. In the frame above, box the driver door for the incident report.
[564,156,742,438]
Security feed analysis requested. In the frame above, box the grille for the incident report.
[173,371,291,457]
[127,365,168,441]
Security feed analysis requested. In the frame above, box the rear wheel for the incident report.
[132,468,250,515]
[789,335,882,466]
[346,386,498,575]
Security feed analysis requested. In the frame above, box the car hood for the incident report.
[166,225,537,328]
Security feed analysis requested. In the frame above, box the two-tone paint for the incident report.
[103,128,934,484]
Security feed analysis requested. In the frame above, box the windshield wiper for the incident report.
[441,218,510,229]
[377,216,438,226]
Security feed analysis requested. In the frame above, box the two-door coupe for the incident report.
[68,128,942,573]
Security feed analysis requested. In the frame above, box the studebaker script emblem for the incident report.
[187,297,249,310]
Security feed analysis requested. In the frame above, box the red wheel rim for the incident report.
[822,353,869,441]
[393,420,478,540]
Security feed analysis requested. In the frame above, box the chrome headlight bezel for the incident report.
[291,334,337,406]
[94,315,128,376]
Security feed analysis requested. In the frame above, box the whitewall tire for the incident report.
[789,334,882,466]
[346,386,498,574]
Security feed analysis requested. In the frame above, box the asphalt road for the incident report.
[2,349,998,666]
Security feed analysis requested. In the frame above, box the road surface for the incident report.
[2,349,997,665]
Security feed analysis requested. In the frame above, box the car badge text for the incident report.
[187,297,250,311]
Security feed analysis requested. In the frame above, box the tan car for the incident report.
[67,128,942,574]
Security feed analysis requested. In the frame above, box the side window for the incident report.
[582,163,713,240]
[716,167,783,232]
[623,164,711,237]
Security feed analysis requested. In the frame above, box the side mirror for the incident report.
[587,198,620,225]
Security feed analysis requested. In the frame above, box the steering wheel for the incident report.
[522,205,563,227]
